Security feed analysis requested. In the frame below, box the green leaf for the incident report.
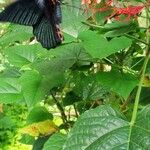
[0,25,32,47]
[4,44,44,67]
[0,77,23,103]
[0,67,21,78]
[63,105,129,150]
[43,133,67,150]
[32,135,50,150]
[19,134,35,145]
[0,116,15,129]
[79,31,132,58]
[63,105,150,150]
[63,91,81,106]
[33,43,90,76]
[26,106,53,125]
[96,70,138,99]
[140,87,150,105]
[104,21,137,37]
[129,105,150,149]
[94,9,112,25]
[19,70,51,108]
[62,0,88,38]
[73,73,110,101]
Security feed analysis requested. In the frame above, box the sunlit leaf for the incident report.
[20,120,58,137]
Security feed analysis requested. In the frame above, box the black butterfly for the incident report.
[0,0,63,49]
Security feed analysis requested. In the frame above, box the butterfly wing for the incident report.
[0,0,42,25]
[0,0,63,49]
[33,16,62,49]
[33,0,63,49]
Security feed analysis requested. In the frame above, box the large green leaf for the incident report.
[43,133,67,150]
[79,31,132,58]
[63,105,150,150]
[0,77,23,103]
[4,44,44,67]
[33,43,90,76]
[19,71,52,108]
[96,70,138,99]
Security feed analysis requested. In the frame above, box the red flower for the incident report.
[110,5,144,21]
[81,0,147,21]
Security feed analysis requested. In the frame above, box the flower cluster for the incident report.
[82,0,113,5]
[81,0,149,21]
[111,5,144,21]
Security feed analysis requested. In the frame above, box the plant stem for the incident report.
[82,22,105,29]
[124,34,149,46]
[127,8,150,149]
[130,7,150,126]
[51,92,68,124]
[130,48,150,126]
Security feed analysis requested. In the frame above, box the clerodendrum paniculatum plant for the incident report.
[0,0,150,149]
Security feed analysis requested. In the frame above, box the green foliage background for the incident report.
[0,0,150,150]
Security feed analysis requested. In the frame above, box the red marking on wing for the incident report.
[55,24,64,41]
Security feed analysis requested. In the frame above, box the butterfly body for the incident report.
[0,0,63,49]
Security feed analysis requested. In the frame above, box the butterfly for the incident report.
[0,0,63,49]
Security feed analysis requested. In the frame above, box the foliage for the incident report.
[0,0,150,150]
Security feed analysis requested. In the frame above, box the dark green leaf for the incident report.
[96,70,138,99]
[32,135,50,150]
[43,133,67,150]
[26,106,53,125]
